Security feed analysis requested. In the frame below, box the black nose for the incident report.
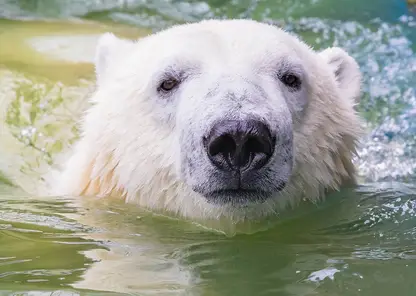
[203,119,275,172]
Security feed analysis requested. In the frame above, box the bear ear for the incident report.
[319,47,362,103]
[94,33,134,83]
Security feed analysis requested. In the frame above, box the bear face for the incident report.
[55,19,363,222]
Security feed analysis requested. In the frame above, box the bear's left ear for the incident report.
[94,33,135,84]
[319,47,362,103]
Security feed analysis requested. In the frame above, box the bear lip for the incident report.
[194,182,286,205]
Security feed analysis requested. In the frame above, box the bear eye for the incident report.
[281,73,301,89]
[158,78,179,92]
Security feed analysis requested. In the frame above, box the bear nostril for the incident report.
[205,120,274,172]
[240,136,272,169]
[208,134,236,158]
[207,134,237,170]
[244,136,272,155]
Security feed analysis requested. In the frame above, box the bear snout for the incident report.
[203,119,275,173]
[188,117,293,205]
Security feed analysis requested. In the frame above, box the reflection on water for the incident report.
[0,182,416,295]
[0,0,416,295]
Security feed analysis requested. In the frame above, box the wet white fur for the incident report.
[53,19,363,224]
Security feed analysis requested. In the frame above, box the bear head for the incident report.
[55,19,363,223]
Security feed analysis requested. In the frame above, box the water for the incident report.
[0,0,415,295]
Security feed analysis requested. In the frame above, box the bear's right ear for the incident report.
[94,33,134,83]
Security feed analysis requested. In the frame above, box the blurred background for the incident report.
[0,1,415,296]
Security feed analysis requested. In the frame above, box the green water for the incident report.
[0,0,416,295]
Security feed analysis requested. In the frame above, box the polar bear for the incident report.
[54,19,363,223]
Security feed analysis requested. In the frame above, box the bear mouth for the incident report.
[200,184,286,205]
